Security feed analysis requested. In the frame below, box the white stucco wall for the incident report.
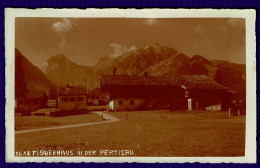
[109,99,145,111]
[205,103,221,111]
[58,95,87,111]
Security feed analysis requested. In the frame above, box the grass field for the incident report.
[15,112,103,130]
[15,110,245,156]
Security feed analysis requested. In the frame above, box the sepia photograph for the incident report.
[5,9,256,163]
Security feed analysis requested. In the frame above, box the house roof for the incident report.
[101,74,234,93]
[100,75,178,86]
[177,75,227,90]
[58,85,87,95]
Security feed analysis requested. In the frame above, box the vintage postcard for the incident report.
[5,9,256,163]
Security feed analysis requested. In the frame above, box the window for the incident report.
[70,97,76,102]
[62,97,68,102]
[77,97,84,101]
[130,100,134,105]
[119,100,123,105]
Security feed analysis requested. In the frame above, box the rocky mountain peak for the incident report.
[42,54,78,73]
[146,42,170,51]
[191,55,212,65]
[47,54,69,63]
[150,42,161,48]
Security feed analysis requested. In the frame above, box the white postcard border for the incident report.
[5,8,256,163]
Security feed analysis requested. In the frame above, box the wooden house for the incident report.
[177,75,234,111]
[100,74,234,111]
[57,84,87,111]
[15,91,48,116]
[100,75,184,111]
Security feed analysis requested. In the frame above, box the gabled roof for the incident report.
[100,74,234,93]
[100,75,178,86]
[58,85,87,95]
[177,75,227,90]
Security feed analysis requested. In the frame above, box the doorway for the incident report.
[188,99,192,110]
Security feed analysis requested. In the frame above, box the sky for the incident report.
[15,17,245,68]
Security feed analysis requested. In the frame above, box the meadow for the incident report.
[15,110,245,156]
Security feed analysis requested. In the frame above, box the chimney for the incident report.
[113,67,116,76]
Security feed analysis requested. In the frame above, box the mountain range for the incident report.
[15,43,246,99]
[15,48,56,98]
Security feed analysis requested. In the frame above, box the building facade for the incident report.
[101,75,185,111]
[177,75,234,111]
[57,84,87,111]
[100,75,234,111]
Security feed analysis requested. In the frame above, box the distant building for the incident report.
[57,84,87,111]
[100,75,234,111]
[15,91,48,116]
